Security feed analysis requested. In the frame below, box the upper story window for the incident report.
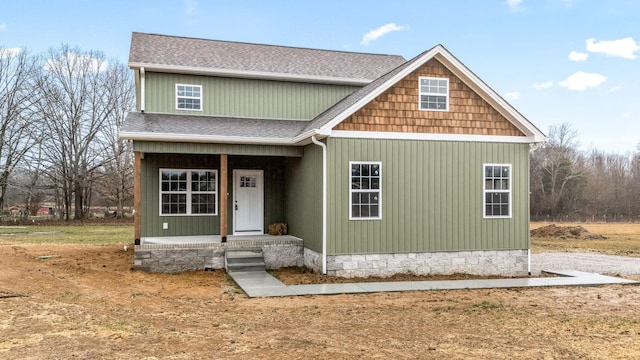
[176,84,202,111]
[419,77,449,111]
[483,164,511,218]
[350,162,382,220]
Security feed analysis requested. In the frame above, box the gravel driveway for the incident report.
[531,252,640,275]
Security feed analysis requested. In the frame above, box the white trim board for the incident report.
[330,130,539,144]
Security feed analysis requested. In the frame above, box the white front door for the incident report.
[233,170,264,235]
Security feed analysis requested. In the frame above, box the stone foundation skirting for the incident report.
[304,248,529,278]
[134,238,303,273]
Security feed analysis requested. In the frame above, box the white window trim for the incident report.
[175,84,203,111]
[349,161,382,220]
[483,163,512,219]
[418,76,449,112]
[159,169,218,216]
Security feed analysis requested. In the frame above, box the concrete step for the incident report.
[225,248,266,273]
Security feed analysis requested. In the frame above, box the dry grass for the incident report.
[0,224,133,245]
[531,222,640,257]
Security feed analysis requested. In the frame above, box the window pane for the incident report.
[361,205,370,217]
[371,164,380,176]
[371,178,380,189]
[362,164,370,176]
[352,205,360,217]
[370,205,379,217]
[351,164,360,176]
[361,178,370,189]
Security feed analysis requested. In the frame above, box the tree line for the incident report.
[1,45,638,222]
[531,123,640,222]
[0,45,134,220]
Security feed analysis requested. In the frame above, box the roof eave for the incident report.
[119,131,298,146]
[128,62,372,86]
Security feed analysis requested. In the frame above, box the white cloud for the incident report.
[605,84,623,93]
[507,0,523,12]
[622,111,632,119]
[361,23,406,45]
[533,81,553,89]
[586,37,640,59]
[504,92,521,101]
[559,71,607,90]
[568,50,588,62]
[184,0,197,14]
[0,47,22,58]
[0,23,6,31]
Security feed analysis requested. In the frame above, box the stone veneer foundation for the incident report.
[304,248,529,277]
[134,237,303,273]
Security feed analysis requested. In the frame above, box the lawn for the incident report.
[0,223,133,245]
[531,222,640,257]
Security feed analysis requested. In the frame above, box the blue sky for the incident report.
[1,0,639,153]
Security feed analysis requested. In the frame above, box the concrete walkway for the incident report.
[227,270,638,298]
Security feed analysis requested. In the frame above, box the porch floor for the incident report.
[141,234,302,245]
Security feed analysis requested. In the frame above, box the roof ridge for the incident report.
[131,32,404,58]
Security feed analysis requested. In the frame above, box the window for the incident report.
[483,164,511,218]
[350,162,382,220]
[160,169,217,216]
[176,84,202,110]
[419,77,449,111]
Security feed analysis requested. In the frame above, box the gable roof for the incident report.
[129,32,406,85]
[306,45,546,142]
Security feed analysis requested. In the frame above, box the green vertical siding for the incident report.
[140,153,287,238]
[326,138,530,255]
[140,154,221,237]
[285,144,323,251]
[144,72,359,120]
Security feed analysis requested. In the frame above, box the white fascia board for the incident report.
[128,62,371,86]
[118,131,298,146]
[330,130,540,144]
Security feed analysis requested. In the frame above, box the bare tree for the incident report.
[35,45,116,220]
[530,123,585,220]
[94,62,135,218]
[0,47,41,212]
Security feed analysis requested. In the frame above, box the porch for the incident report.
[134,234,304,273]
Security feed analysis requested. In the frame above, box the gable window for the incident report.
[483,164,511,218]
[160,169,217,216]
[419,77,449,111]
[350,162,382,220]
[176,84,202,111]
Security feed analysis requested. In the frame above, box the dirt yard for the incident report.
[1,243,640,359]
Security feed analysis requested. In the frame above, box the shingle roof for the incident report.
[304,49,427,132]
[120,112,308,142]
[129,32,406,82]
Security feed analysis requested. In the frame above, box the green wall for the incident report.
[285,144,323,252]
[140,153,287,238]
[143,72,359,120]
[140,154,220,237]
[326,138,531,254]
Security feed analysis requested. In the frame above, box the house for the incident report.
[120,32,546,277]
